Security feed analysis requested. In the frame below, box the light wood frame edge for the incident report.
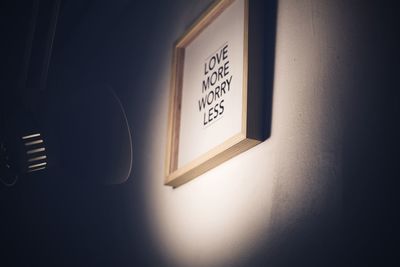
[165,0,259,188]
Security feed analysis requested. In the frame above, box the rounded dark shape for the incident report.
[48,84,133,185]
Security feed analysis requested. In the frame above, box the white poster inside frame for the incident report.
[179,0,245,168]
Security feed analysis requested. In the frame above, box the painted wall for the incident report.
[140,0,346,266]
[116,0,396,266]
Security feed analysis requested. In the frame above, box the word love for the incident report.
[198,43,233,126]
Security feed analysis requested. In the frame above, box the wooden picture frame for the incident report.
[165,0,269,187]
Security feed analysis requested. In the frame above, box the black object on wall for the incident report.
[1,0,133,187]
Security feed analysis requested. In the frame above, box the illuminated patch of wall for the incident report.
[139,0,352,266]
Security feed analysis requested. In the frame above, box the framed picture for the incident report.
[165,0,271,187]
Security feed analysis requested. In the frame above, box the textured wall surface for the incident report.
[140,0,347,266]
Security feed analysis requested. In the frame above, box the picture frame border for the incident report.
[165,0,267,187]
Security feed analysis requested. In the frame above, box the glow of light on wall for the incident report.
[138,0,345,266]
